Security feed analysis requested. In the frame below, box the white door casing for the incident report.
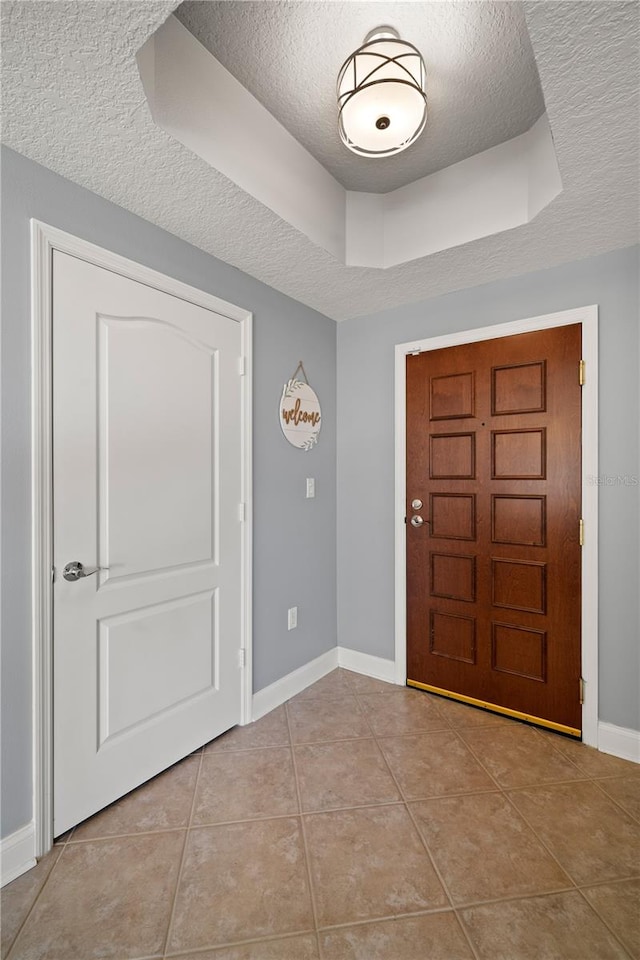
[32,222,252,850]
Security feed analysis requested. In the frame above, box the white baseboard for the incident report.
[252,648,339,721]
[598,721,640,764]
[252,649,640,771]
[337,647,397,684]
[1,821,36,887]
[251,646,400,722]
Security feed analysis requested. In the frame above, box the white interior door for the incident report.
[53,250,244,835]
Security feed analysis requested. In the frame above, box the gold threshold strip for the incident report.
[406,679,581,738]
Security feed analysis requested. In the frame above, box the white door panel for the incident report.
[98,317,217,580]
[53,251,243,834]
[98,590,218,745]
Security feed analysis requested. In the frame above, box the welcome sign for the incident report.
[280,377,322,451]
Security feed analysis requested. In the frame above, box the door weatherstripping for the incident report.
[407,679,581,737]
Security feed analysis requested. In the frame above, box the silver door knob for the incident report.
[410,515,424,527]
[62,561,101,581]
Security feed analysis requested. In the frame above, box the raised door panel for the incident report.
[492,496,547,547]
[492,559,546,614]
[98,591,218,744]
[430,372,475,420]
[99,318,217,583]
[429,494,476,540]
[492,428,546,480]
[430,433,476,479]
[430,554,476,602]
[491,622,547,683]
[430,612,476,664]
[492,361,546,415]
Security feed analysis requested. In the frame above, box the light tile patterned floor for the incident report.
[3,669,639,959]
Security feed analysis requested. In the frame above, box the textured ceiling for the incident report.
[1,2,638,322]
[175,1,546,194]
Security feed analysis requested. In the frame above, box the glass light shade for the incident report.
[337,29,427,157]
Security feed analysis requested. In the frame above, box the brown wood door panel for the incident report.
[406,325,582,733]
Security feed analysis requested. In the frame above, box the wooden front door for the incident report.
[406,325,582,735]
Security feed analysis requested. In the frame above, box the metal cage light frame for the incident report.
[337,27,427,158]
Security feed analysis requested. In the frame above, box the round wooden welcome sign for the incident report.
[280,376,322,451]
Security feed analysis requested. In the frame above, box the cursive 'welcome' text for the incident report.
[282,397,321,427]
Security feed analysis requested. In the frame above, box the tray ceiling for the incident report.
[175,1,546,194]
[1,1,638,321]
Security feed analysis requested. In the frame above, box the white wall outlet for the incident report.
[287,606,298,630]
[306,477,315,498]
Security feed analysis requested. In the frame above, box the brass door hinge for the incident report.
[579,360,586,385]
[579,677,585,704]
[579,518,585,546]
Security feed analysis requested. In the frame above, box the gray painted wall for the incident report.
[0,146,337,838]
[337,245,640,732]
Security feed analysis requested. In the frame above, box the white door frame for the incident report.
[31,219,253,856]
[394,305,598,746]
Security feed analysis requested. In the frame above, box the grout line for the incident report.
[539,732,640,780]
[575,874,640,891]
[371,725,457,911]
[162,928,317,958]
[500,775,598,793]
[373,732,487,960]
[53,825,75,844]
[501,779,637,891]
[315,905,455,933]
[290,733,377,746]
[351,709,452,739]
[453,884,640,960]
[459,735,580,891]
[574,886,636,959]
[4,841,68,960]
[284,700,322,943]
[391,784,499,804]
[591,778,640,825]
[289,795,405,817]
[447,883,583,912]
[66,825,193,844]
[123,954,163,960]
[581,769,640,781]
[526,729,595,778]
[445,728,504,792]
[447,719,600,790]
[450,909,483,960]
[202,741,291,756]
[292,733,377,747]
[65,810,298,847]
[162,748,205,956]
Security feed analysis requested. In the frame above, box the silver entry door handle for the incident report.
[62,561,103,582]
[410,515,424,527]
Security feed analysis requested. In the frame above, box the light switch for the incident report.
[306,477,315,498]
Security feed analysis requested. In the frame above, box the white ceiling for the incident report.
[174,1,546,194]
[1,2,638,321]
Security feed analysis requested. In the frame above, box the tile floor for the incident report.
[2,669,639,959]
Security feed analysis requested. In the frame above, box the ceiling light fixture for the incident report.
[337,26,427,158]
